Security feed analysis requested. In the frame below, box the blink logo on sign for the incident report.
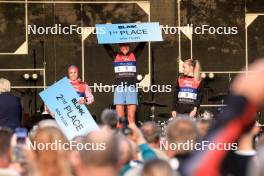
[96,22,163,44]
[39,77,98,140]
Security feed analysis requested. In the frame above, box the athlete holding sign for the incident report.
[103,42,146,126]
[67,65,94,105]
[171,59,204,118]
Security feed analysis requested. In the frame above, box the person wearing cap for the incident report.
[103,42,146,126]
[67,65,94,105]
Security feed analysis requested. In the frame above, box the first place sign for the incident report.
[96,22,163,44]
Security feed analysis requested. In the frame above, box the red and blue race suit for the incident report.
[103,42,146,86]
[69,79,94,105]
[172,75,204,114]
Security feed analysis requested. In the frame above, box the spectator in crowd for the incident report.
[141,122,169,160]
[73,129,119,176]
[196,118,213,139]
[127,124,157,161]
[141,158,175,176]
[255,126,264,148]
[100,109,118,130]
[120,123,157,176]
[0,78,22,131]
[165,117,199,174]
[221,123,259,176]
[31,127,72,176]
[69,136,86,176]
[118,134,138,176]
[0,127,19,176]
[248,144,264,176]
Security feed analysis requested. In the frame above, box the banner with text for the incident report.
[96,22,163,44]
[39,77,98,140]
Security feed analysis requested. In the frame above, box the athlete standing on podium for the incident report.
[171,59,204,118]
[103,42,146,126]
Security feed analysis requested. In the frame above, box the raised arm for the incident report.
[133,42,147,58]
[103,44,116,59]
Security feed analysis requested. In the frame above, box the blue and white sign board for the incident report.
[39,77,98,140]
[96,22,163,44]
